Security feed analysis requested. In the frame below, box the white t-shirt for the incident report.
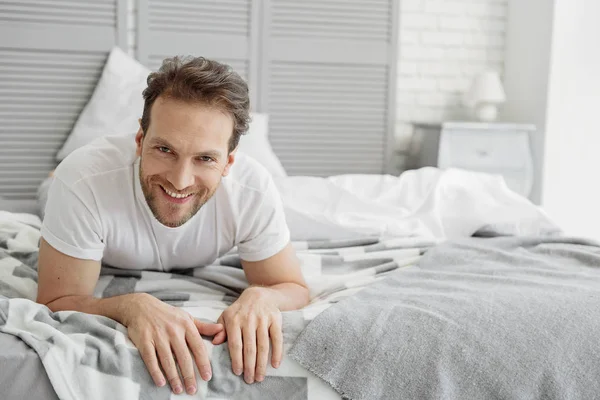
[41,134,290,271]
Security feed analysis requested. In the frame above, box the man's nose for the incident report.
[167,161,195,191]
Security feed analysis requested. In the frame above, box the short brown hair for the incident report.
[140,56,250,153]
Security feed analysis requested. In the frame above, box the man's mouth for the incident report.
[159,185,194,203]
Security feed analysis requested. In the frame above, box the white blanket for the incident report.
[277,167,558,241]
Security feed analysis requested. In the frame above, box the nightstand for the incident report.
[438,122,535,198]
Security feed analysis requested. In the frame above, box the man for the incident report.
[36,56,310,396]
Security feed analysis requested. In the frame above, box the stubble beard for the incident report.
[139,160,219,228]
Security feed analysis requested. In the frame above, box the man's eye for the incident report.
[198,156,214,162]
[158,146,171,153]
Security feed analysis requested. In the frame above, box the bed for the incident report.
[4,4,600,400]
[5,164,600,400]
[4,158,593,400]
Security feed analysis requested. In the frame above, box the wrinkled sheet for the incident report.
[276,167,558,241]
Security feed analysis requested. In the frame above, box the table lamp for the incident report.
[464,70,506,122]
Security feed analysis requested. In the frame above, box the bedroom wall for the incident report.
[393,0,509,156]
[502,0,555,206]
[541,0,600,240]
[503,0,600,240]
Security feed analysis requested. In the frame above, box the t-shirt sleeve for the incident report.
[40,177,105,261]
[236,179,291,262]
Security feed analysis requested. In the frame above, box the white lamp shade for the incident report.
[465,71,506,107]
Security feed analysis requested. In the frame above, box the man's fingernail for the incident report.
[187,386,196,394]
[157,378,165,387]
[173,385,182,394]
[274,361,280,368]
[256,375,264,382]
[234,368,242,376]
[201,366,212,381]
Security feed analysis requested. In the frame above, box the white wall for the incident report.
[502,0,555,204]
[394,0,509,154]
[503,0,600,239]
[542,0,600,239]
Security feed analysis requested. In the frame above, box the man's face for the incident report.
[135,96,236,228]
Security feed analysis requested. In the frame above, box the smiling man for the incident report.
[35,56,309,395]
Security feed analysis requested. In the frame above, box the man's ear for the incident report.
[135,124,144,158]
[222,148,237,177]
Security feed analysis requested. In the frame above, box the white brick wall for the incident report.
[395,0,509,157]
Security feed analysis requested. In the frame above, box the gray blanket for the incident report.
[289,235,600,400]
[0,211,429,400]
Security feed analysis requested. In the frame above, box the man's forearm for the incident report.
[44,293,145,326]
[250,282,310,311]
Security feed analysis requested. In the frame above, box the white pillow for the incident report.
[56,46,150,160]
[56,47,288,177]
[237,113,287,177]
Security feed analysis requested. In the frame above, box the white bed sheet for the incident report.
[276,167,558,241]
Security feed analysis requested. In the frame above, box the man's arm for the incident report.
[213,242,309,384]
[241,242,309,310]
[36,238,222,396]
[37,237,123,317]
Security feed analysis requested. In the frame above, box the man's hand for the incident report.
[123,293,224,395]
[209,243,310,384]
[212,287,283,384]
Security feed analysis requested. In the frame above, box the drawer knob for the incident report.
[476,149,489,157]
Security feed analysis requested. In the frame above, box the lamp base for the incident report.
[475,103,498,122]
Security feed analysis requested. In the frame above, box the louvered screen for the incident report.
[138,0,258,105]
[260,0,399,176]
[0,0,116,26]
[0,50,106,200]
[0,0,127,208]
